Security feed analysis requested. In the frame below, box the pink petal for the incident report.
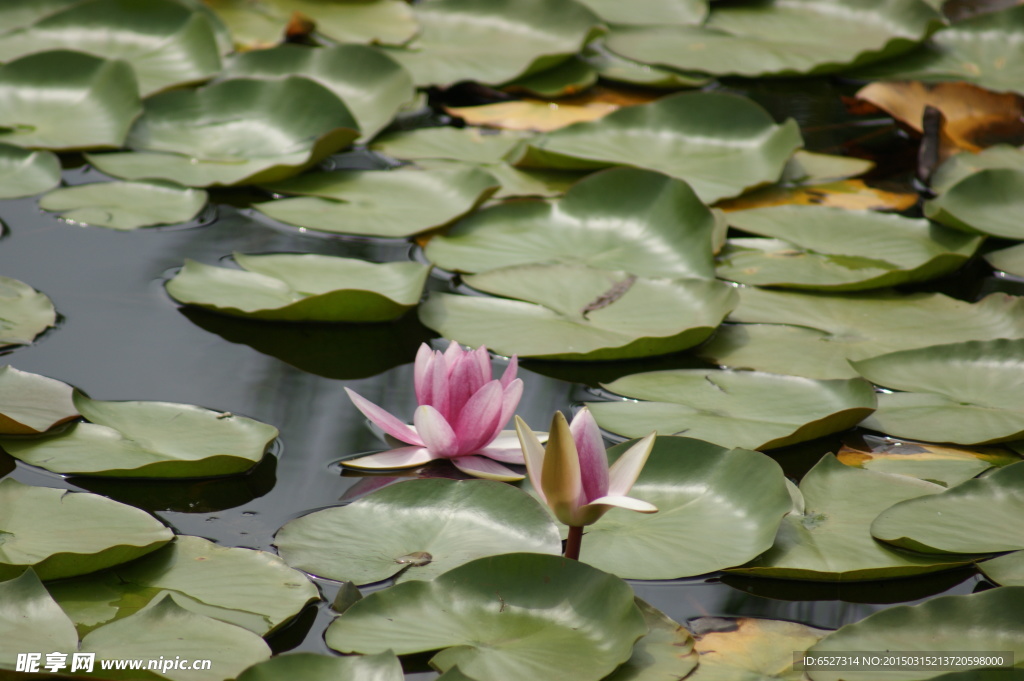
[452,381,504,454]
[570,408,609,505]
[341,447,435,470]
[414,405,459,457]
[476,378,523,450]
[345,388,423,447]
[607,433,656,497]
[413,344,435,405]
[478,430,527,464]
[443,340,463,362]
[514,416,547,503]
[451,455,525,481]
[500,354,519,388]
[427,353,450,418]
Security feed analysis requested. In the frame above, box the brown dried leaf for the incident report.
[715,180,918,212]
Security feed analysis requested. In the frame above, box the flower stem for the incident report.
[565,525,584,560]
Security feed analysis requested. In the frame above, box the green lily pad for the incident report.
[0,393,278,478]
[685,617,829,681]
[0,0,84,34]
[604,599,698,681]
[514,92,802,203]
[0,366,76,435]
[852,339,1024,444]
[716,206,981,291]
[0,0,224,96]
[503,56,598,98]
[0,143,60,199]
[930,145,1024,193]
[86,77,358,187]
[225,44,414,141]
[577,0,707,26]
[0,570,78,668]
[0,50,141,150]
[81,595,271,681]
[419,265,738,360]
[806,588,1024,680]
[924,168,1024,239]
[325,553,646,681]
[383,0,602,87]
[726,455,972,581]
[166,254,429,322]
[581,43,710,89]
[985,242,1024,278]
[236,652,404,681]
[46,535,318,637]
[255,167,498,238]
[370,127,533,164]
[589,370,876,450]
[605,0,940,78]
[980,551,1024,586]
[698,288,1024,380]
[425,168,717,278]
[850,5,1024,95]
[0,478,173,580]
[0,276,57,347]
[838,435,1022,487]
[39,180,207,230]
[576,437,791,579]
[871,462,1024,554]
[275,479,561,585]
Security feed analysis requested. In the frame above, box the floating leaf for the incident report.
[838,435,1021,487]
[576,437,791,579]
[420,265,737,360]
[577,0,707,26]
[0,0,84,34]
[86,77,358,187]
[0,478,172,580]
[930,144,1024,192]
[716,179,918,212]
[686,617,829,681]
[325,553,646,681]
[806,588,1024,680]
[425,168,717,278]
[515,92,802,203]
[384,0,602,87]
[980,551,1024,587]
[0,570,78,668]
[986,242,1024,278]
[0,0,224,96]
[925,167,1024,239]
[0,50,141,150]
[604,599,698,681]
[39,180,207,231]
[0,276,56,348]
[581,43,710,89]
[606,0,940,77]
[716,206,981,291]
[370,127,533,164]
[727,455,972,581]
[589,370,876,450]
[255,167,498,238]
[275,479,560,585]
[166,254,429,322]
[871,462,1024,554]
[503,56,598,98]
[47,535,318,637]
[853,339,1024,444]
[225,44,415,141]
[1,393,278,478]
[0,143,60,199]
[236,652,404,681]
[0,366,76,435]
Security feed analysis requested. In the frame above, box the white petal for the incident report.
[451,455,525,481]
[514,416,547,500]
[341,447,435,470]
[607,433,656,497]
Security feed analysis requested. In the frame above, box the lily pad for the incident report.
[726,455,972,581]
[0,478,173,580]
[425,168,717,278]
[81,595,271,681]
[581,43,710,89]
[806,588,1024,680]
[46,535,318,636]
[924,168,1024,239]
[370,127,533,164]
[225,44,414,141]
[0,570,78,668]
[588,370,876,450]
[166,254,429,322]
[605,0,941,77]
[929,144,1024,193]
[984,242,1024,278]
[39,180,207,230]
[86,77,358,187]
[852,339,1024,444]
[717,178,918,213]
[576,437,791,579]
[604,600,698,681]
[419,265,738,360]
[838,435,1021,487]
[577,0,706,26]
[236,652,404,681]
[0,276,57,348]
[514,92,802,203]
[325,553,646,681]
[0,0,224,96]
[0,144,60,199]
[255,167,499,238]
[0,50,141,150]
[871,461,1024,554]
[0,393,278,478]
[0,0,84,34]
[685,617,829,681]
[698,289,1024,380]
[716,206,981,291]
[383,0,602,87]
[980,551,1024,586]
[274,479,561,585]
[0,366,77,435]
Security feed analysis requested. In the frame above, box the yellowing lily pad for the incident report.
[838,435,1022,487]
[686,617,830,681]
[716,179,918,212]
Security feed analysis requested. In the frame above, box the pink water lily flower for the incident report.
[343,341,525,481]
